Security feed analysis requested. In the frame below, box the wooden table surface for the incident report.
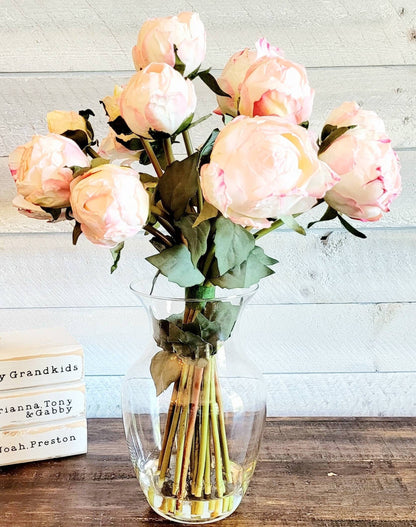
[2,418,416,526]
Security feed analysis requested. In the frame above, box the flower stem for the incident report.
[141,138,164,178]
[143,224,173,247]
[210,359,225,497]
[178,366,204,499]
[159,365,189,482]
[158,379,179,471]
[85,145,100,159]
[254,219,284,240]
[194,358,212,496]
[182,130,194,156]
[163,138,175,166]
[173,364,194,495]
[215,366,232,484]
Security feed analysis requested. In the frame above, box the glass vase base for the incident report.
[138,460,243,524]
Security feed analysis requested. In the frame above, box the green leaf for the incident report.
[320,124,337,142]
[214,216,255,275]
[187,114,212,131]
[174,113,194,136]
[157,152,199,220]
[173,45,186,76]
[198,69,231,98]
[40,206,62,221]
[139,172,158,185]
[107,115,133,136]
[210,246,275,289]
[308,206,338,229]
[337,214,367,239]
[110,242,124,273]
[280,215,306,235]
[91,157,110,168]
[115,136,143,151]
[62,129,90,149]
[72,221,82,245]
[203,301,241,342]
[318,125,356,155]
[300,121,309,129]
[198,129,220,166]
[146,244,205,287]
[193,201,218,227]
[150,350,182,396]
[175,215,210,267]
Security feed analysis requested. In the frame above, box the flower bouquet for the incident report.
[9,10,401,524]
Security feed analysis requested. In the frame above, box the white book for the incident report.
[0,382,86,429]
[0,418,88,466]
[0,327,84,391]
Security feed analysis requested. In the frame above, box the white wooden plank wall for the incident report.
[0,0,415,417]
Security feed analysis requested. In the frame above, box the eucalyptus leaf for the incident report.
[176,215,210,267]
[211,246,275,289]
[157,152,199,220]
[150,350,182,396]
[214,216,255,275]
[110,242,124,273]
[146,244,204,287]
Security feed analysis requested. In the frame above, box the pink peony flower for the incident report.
[239,55,314,124]
[98,129,141,166]
[120,63,197,139]
[215,38,282,117]
[70,164,149,247]
[200,115,338,228]
[319,102,401,222]
[8,134,89,208]
[132,12,206,77]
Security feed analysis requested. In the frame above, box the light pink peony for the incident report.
[319,102,401,222]
[216,38,282,117]
[120,63,197,139]
[70,164,149,247]
[200,115,338,228]
[239,55,314,124]
[8,134,89,208]
[132,12,206,77]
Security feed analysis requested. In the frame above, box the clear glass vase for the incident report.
[122,282,266,524]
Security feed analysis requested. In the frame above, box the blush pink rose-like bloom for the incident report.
[200,115,338,229]
[319,102,401,222]
[215,38,283,117]
[8,134,89,208]
[120,63,197,139]
[132,12,206,77]
[238,55,314,124]
[70,164,149,247]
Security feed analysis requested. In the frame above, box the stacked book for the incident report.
[0,327,87,466]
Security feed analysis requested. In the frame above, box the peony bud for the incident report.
[8,134,90,208]
[239,55,314,124]
[70,164,149,247]
[120,63,197,139]
[132,12,206,77]
[216,38,282,117]
[319,102,401,222]
[200,115,338,228]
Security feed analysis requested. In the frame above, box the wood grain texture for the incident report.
[1,303,415,375]
[1,0,415,72]
[0,228,415,306]
[0,66,415,159]
[2,418,416,526]
[83,372,416,418]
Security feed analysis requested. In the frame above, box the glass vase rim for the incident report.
[129,281,259,303]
